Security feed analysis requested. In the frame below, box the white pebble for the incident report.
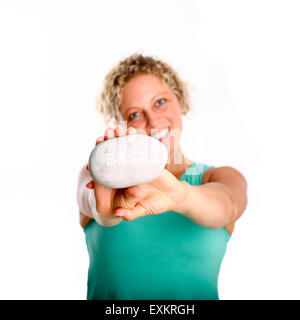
[88,134,168,189]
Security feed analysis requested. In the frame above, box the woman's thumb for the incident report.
[123,186,144,207]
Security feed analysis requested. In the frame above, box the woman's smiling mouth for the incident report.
[151,127,170,141]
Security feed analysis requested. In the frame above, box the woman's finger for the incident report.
[121,186,143,208]
[112,186,143,210]
[127,127,137,135]
[86,180,94,189]
[104,127,115,140]
[115,203,147,221]
[115,125,126,137]
[124,185,144,202]
[95,136,104,145]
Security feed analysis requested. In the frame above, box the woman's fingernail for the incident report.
[96,137,103,145]
[86,181,93,189]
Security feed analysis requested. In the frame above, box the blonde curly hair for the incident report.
[95,52,193,126]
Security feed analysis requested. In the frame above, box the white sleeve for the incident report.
[88,188,106,226]
[88,190,123,227]
[77,163,123,227]
[77,164,93,219]
[88,189,123,227]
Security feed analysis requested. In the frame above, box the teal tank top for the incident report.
[84,162,231,300]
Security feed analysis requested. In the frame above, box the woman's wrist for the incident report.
[171,180,191,215]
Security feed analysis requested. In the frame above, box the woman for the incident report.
[77,53,248,300]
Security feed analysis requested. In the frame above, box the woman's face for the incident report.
[119,73,183,153]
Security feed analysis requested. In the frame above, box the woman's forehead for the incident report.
[121,74,172,105]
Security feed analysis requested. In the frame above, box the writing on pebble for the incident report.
[89,133,168,189]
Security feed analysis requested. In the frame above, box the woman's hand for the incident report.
[86,126,145,221]
[114,168,186,221]
[86,125,186,222]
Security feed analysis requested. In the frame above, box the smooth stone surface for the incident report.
[88,134,168,189]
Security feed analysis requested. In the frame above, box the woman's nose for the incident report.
[147,113,162,129]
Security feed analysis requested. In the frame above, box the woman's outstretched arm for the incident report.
[113,166,247,231]
[177,166,248,229]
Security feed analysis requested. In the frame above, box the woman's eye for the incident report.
[129,112,140,120]
[155,98,166,106]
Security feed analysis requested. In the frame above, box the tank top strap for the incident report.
[179,161,215,186]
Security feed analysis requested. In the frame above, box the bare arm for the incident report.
[177,166,248,229]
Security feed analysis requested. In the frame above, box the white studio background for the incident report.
[0,0,299,299]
